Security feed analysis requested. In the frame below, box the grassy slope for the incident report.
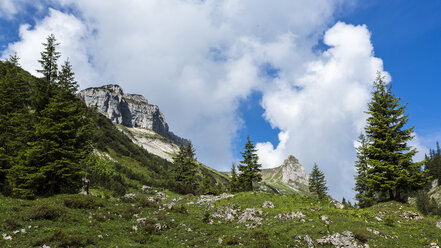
[1,191,440,247]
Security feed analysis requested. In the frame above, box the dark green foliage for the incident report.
[425,142,441,185]
[383,214,396,227]
[229,163,241,193]
[63,195,104,209]
[237,136,262,191]
[309,163,328,199]
[225,237,240,245]
[354,134,375,208]
[202,211,211,224]
[415,190,441,216]
[357,72,428,203]
[171,204,188,214]
[32,228,94,248]
[28,204,66,220]
[0,218,21,231]
[7,38,90,198]
[352,229,371,243]
[171,141,200,194]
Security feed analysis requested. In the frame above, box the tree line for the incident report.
[0,34,90,198]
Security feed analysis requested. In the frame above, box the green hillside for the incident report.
[1,189,440,247]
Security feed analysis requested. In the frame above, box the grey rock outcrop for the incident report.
[261,155,310,193]
[79,84,187,145]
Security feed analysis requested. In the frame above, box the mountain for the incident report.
[260,155,310,194]
[79,84,187,146]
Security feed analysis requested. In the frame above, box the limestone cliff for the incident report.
[79,84,187,146]
[260,155,310,194]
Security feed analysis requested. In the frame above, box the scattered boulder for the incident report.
[238,208,264,223]
[304,235,315,248]
[321,215,332,225]
[400,211,423,221]
[275,211,306,221]
[212,207,238,221]
[436,221,441,229]
[330,199,345,209]
[316,231,367,248]
[430,242,439,248]
[196,193,234,205]
[262,201,275,208]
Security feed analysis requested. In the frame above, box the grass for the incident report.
[1,191,441,247]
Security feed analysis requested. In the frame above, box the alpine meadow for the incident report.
[1,1,441,247]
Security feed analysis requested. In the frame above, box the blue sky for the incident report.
[1,0,440,201]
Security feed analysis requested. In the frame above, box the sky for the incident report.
[1,0,440,201]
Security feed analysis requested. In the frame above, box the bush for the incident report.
[171,204,188,214]
[138,198,159,208]
[29,204,66,220]
[64,195,104,209]
[352,229,370,243]
[416,190,441,216]
[32,228,94,247]
[202,211,211,224]
[383,214,396,227]
[0,218,20,231]
[225,237,240,245]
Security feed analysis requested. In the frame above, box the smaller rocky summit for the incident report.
[79,84,187,146]
[261,155,309,193]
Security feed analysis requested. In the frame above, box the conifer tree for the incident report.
[0,56,30,195]
[354,133,375,207]
[229,163,240,192]
[237,136,262,191]
[8,53,89,197]
[172,141,199,194]
[425,142,441,185]
[363,72,427,202]
[309,163,328,199]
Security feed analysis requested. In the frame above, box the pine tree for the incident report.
[172,141,199,194]
[0,56,31,195]
[229,163,240,192]
[309,163,328,199]
[8,55,89,197]
[237,136,262,191]
[425,142,441,185]
[363,72,427,202]
[201,173,212,194]
[354,133,375,208]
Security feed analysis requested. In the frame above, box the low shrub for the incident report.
[28,204,66,220]
[171,205,188,214]
[0,218,21,231]
[32,228,94,247]
[225,236,240,245]
[63,195,104,209]
[352,229,370,243]
[138,198,159,208]
[383,214,396,227]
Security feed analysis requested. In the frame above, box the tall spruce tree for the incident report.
[425,142,441,185]
[309,163,328,199]
[362,72,427,202]
[229,163,240,192]
[354,134,375,208]
[0,56,30,194]
[172,141,199,194]
[8,42,89,197]
[237,136,262,191]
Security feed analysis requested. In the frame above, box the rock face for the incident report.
[79,84,187,145]
[261,155,309,193]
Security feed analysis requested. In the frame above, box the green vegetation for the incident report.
[0,190,440,247]
[355,72,428,206]
[170,141,200,194]
[237,136,262,192]
[425,142,441,185]
[309,163,328,199]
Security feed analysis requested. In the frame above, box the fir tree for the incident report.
[309,163,328,199]
[8,54,89,198]
[237,136,262,191]
[37,34,60,85]
[229,163,240,192]
[201,173,212,194]
[172,141,199,194]
[363,72,427,202]
[354,133,375,208]
[0,57,31,195]
[425,142,441,185]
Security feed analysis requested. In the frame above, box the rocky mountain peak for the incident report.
[79,84,187,146]
[261,155,309,193]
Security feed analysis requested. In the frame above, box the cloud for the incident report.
[5,1,424,200]
[1,0,341,172]
[1,8,98,87]
[257,22,387,200]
